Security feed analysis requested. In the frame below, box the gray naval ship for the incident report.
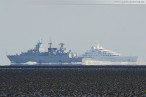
[7,41,82,65]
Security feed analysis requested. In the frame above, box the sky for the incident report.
[0,0,146,65]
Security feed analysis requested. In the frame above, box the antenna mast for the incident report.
[48,40,52,48]
[60,43,64,49]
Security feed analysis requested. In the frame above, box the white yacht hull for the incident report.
[92,56,138,62]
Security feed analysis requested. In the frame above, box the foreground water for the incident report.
[0,65,146,96]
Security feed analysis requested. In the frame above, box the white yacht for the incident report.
[82,44,138,62]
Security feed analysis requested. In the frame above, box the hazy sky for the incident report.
[0,0,146,65]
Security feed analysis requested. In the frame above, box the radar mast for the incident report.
[59,43,64,49]
[48,40,52,48]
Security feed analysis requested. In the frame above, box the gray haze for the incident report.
[0,0,146,65]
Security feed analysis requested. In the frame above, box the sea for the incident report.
[0,65,146,96]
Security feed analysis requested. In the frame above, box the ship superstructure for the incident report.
[7,41,82,64]
[82,44,138,62]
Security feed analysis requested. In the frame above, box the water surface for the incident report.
[0,65,146,96]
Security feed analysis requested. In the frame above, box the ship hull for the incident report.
[7,55,82,64]
[90,56,138,62]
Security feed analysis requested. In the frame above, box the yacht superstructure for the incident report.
[82,44,138,62]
